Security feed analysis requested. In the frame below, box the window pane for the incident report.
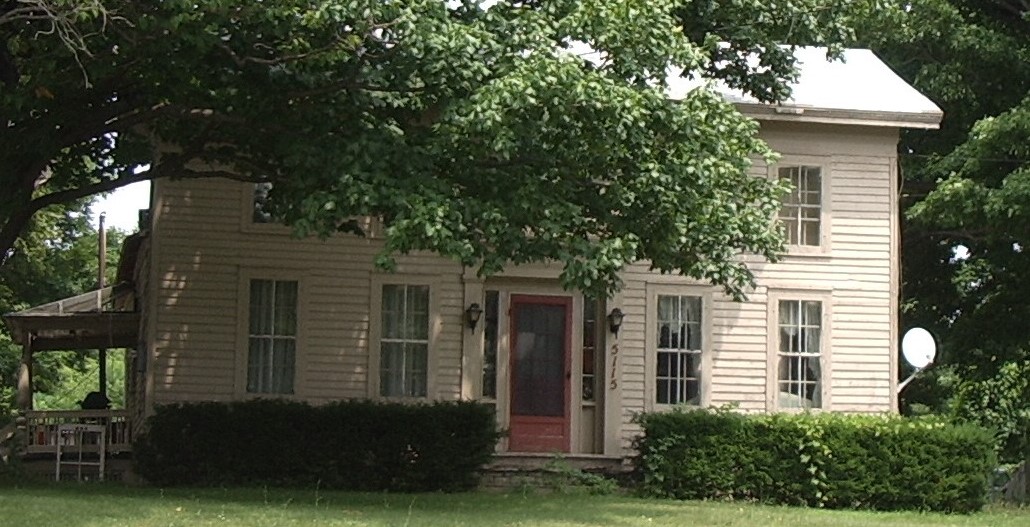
[272,338,296,394]
[406,285,430,340]
[253,182,273,223]
[381,285,403,339]
[380,342,404,397]
[247,337,269,392]
[249,280,274,334]
[658,350,671,377]
[803,167,821,193]
[274,281,298,336]
[406,342,428,397]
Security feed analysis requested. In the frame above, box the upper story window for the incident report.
[778,165,822,246]
[776,299,823,409]
[380,284,430,397]
[252,182,274,224]
[656,294,703,406]
[247,279,298,394]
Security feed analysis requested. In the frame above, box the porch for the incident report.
[2,284,140,465]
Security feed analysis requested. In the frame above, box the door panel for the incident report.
[509,295,571,452]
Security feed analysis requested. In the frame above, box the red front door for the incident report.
[508,295,572,452]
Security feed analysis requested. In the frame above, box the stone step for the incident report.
[479,453,632,491]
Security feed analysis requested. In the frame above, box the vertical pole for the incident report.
[98,212,108,397]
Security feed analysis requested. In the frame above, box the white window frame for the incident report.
[766,289,832,412]
[235,271,307,397]
[645,285,714,411]
[771,158,831,254]
[369,275,439,400]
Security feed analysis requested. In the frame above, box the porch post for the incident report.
[98,348,108,397]
[16,335,33,412]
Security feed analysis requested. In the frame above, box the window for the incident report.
[776,299,822,409]
[656,295,703,405]
[380,284,430,397]
[252,182,274,223]
[247,279,297,394]
[778,165,822,246]
[482,290,499,399]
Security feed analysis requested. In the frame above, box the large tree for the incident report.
[2,0,861,297]
[861,0,1030,461]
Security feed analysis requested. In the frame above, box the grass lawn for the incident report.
[0,483,1026,527]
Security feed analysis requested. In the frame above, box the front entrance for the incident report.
[508,295,572,452]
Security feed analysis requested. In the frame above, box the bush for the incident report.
[636,409,996,513]
[134,399,500,491]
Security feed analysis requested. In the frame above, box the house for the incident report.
[4,48,942,464]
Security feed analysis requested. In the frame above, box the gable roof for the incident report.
[666,47,944,129]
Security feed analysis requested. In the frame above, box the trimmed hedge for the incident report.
[636,409,996,512]
[134,399,500,491]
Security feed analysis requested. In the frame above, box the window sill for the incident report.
[375,395,431,404]
[652,402,704,412]
[781,245,832,259]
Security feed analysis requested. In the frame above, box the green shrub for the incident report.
[636,409,996,513]
[134,399,500,491]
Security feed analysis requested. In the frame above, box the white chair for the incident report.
[55,423,106,481]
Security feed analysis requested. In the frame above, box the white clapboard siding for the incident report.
[147,176,466,407]
[147,119,902,458]
[606,121,900,447]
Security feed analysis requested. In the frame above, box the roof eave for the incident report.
[735,103,943,130]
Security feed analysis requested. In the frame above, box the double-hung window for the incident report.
[247,279,298,394]
[655,295,703,406]
[776,299,823,409]
[778,165,823,246]
[380,284,430,397]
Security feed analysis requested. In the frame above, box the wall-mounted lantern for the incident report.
[607,307,625,335]
[465,303,484,331]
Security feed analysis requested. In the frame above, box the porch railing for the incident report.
[23,409,132,455]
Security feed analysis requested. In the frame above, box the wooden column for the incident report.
[16,335,33,412]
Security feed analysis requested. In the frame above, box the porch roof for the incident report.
[2,283,139,351]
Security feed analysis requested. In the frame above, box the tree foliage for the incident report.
[2,0,863,298]
[861,0,1030,461]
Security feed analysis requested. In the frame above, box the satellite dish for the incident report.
[902,327,936,369]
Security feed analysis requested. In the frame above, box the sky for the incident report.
[90,181,152,232]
